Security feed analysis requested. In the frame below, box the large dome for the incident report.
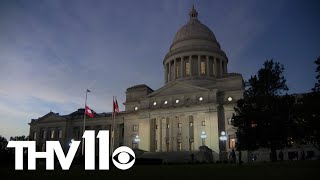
[172,19,217,45]
[169,6,221,52]
[163,6,228,84]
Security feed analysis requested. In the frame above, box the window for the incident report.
[41,143,45,152]
[189,122,193,127]
[185,62,190,76]
[178,123,182,128]
[229,135,236,149]
[167,124,170,129]
[58,129,63,138]
[155,124,158,130]
[33,131,37,140]
[251,121,257,128]
[202,121,205,126]
[41,130,46,139]
[200,61,206,74]
[177,142,182,151]
[50,130,55,139]
[189,138,194,151]
[133,125,139,132]
[213,64,215,75]
[170,63,174,80]
[176,64,180,78]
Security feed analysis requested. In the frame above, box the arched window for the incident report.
[200,61,206,74]
[185,62,190,76]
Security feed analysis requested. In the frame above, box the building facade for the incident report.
[29,7,244,161]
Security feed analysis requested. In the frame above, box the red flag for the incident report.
[113,97,120,113]
[85,105,94,118]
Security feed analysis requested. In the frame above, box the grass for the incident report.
[1,160,320,179]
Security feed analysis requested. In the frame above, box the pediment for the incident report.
[147,81,209,97]
[36,112,66,123]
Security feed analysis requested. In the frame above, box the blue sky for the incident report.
[0,0,319,139]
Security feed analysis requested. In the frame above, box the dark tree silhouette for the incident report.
[232,59,293,161]
[0,135,8,153]
[312,57,320,92]
[9,135,30,141]
[294,57,320,150]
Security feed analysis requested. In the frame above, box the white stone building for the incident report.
[29,7,244,161]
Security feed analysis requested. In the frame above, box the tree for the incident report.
[232,59,293,161]
[295,57,320,150]
[0,135,8,153]
[9,135,30,141]
[246,60,288,96]
[312,57,320,92]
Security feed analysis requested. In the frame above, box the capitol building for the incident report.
[29,7,244,161]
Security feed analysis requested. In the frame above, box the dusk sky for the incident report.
[0,0,319,139]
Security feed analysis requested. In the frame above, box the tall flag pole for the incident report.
[82,89,90,156]
[111,96,120,154]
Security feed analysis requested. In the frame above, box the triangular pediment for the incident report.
[147,81,209,97]
[35,112,66,123]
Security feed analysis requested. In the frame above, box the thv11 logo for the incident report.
[7,130,135,170]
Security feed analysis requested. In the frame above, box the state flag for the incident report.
[85,105,94,118]
[113,97,120,113]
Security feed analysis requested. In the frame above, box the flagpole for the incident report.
[111,96,116,155]
[82,89,88,156]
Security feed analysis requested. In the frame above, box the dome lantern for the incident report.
[189,5,198,20]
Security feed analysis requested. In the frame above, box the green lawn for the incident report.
[2,161,320,178]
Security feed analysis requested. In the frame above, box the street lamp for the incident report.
[219,131,228,161]
[200,131,207,146]
[219,131,227,141]
[69,139,75,147]
[133,135,140,149]
[134,135,140,143]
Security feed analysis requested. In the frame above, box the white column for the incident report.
[173,59,176,80]
[165,63,168,83]
[220,59,223,76]
[180,58,184,78]
[189,56,192,77]
[157,118,161,152]
[214,57,217,77]
[198,55,201,76]
[168,61,171,81]
[206,56,210,77]
[224,60,227,74]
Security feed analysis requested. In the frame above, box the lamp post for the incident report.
[219,131,227,160]
[200,131,207,146]
[219,131,227,141]
[133,135,140,149]
[69,139,74,150]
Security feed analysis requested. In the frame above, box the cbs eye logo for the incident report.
[112,146,135,170]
